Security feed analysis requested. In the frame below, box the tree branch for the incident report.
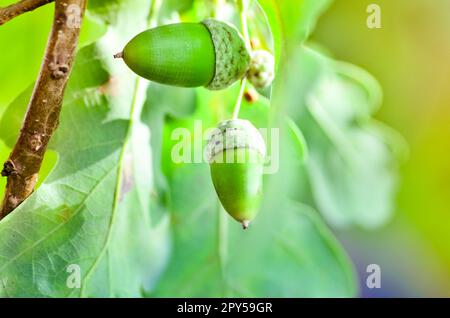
[0,0,86,219]
[0,0,54,25]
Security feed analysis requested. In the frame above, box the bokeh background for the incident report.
[0,0,449,297]
[312,0,450,297]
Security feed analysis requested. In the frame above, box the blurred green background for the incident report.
[312,0,450,297]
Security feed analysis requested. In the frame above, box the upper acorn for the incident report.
[115,19,251,90]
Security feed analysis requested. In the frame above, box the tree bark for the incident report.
[0,0,86,219]
[0,0,54,25]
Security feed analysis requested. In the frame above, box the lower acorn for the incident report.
[206,119,266,229]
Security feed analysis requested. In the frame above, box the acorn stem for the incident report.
[147,0,162,27]
[113,52,123,59]
[238,0,250,44]
[232,77,247,120]
[231,0,250,121]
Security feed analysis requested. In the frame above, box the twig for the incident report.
[0,0,87,219]
[0,0,54,25]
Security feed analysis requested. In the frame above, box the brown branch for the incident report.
[0,0,54,25]
[0,0,86,219]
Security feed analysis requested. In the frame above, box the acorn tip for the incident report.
[113,52,123,59]
[241,220,250,230]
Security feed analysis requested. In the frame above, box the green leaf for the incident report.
[286,118,309,163]
[0,0,169,297]
[257,0,332,70]
[150,162,356,297]
[158,150,355,299]
[140,83,197,223]
[149,87,356,297]
[285,46,404,228]
[83,119,171,297]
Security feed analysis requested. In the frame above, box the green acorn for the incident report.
[114,19,250,90]
[206,119,266,229]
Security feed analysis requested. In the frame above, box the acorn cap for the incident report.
[206,119,266,164]
[203,19,251,90]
